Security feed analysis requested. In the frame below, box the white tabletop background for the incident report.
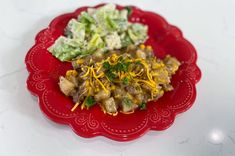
[0,0,235,156]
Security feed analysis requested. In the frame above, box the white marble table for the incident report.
[0,0,235,155]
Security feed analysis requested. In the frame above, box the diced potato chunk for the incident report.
[164,55,180,74]
[136,49,146,59]
[102,97,117,113]
[59,76,75,96]
[94,90,110,102]
[121,98,138,113]
[125,86,139,95]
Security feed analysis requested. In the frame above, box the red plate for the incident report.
[25,4,201,141]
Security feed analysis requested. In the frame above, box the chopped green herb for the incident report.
[85,96,95,108]
[103,55,134,85]
[135,60,142,65]
[105,70,116,82]
[113,61,130,72]
[122,77,129,85]
[139,102,146,110]
[125,6,132,16]
[103,61,111,69]
[103,59,131,81]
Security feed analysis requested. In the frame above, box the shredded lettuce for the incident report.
[48,37,82,61]
[87,33,104,50]
[48,3,148,61]
[128,23,148,45]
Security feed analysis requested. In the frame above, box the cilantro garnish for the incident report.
[139,102,146,110]
[125,6,132,16]
[122,77,129,85]
[103,59,131,81]
[105,70,116,81]
[103,61,111,69]
[85,96,95,108]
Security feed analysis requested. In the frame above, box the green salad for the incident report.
[48,3,148,61]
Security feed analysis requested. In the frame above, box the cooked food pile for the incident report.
[59,44,180,115]
[48,4,180,115]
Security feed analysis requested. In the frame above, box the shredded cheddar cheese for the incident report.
[59,45,180,114]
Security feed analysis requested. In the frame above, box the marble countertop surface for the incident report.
[0,0,235,155]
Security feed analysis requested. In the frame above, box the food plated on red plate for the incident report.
[25,3,201,141]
